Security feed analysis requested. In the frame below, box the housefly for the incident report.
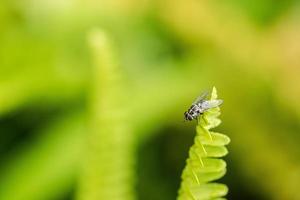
[184,91,223,121]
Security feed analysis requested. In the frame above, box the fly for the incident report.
[184,91,223,121]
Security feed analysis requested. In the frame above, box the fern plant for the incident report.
[77,30,135,200]
[177,87,230,200]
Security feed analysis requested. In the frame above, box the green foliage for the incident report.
[0,112,85,200]
[76,30,135,200]
[1,1,300,200]
[177,87,230,200]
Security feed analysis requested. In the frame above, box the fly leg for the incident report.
[201,114,213,141]
[202,114,209,125]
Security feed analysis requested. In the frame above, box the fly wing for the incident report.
[201,99,223,111]
[192,91,209,105]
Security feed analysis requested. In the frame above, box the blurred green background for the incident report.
[1,0,300,200]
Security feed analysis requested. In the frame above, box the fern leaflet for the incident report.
[177,87,230,200]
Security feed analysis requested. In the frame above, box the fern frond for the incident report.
[77,30,135,200]
[177,87,230,200]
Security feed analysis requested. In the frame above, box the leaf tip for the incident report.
[211,87,218,100]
